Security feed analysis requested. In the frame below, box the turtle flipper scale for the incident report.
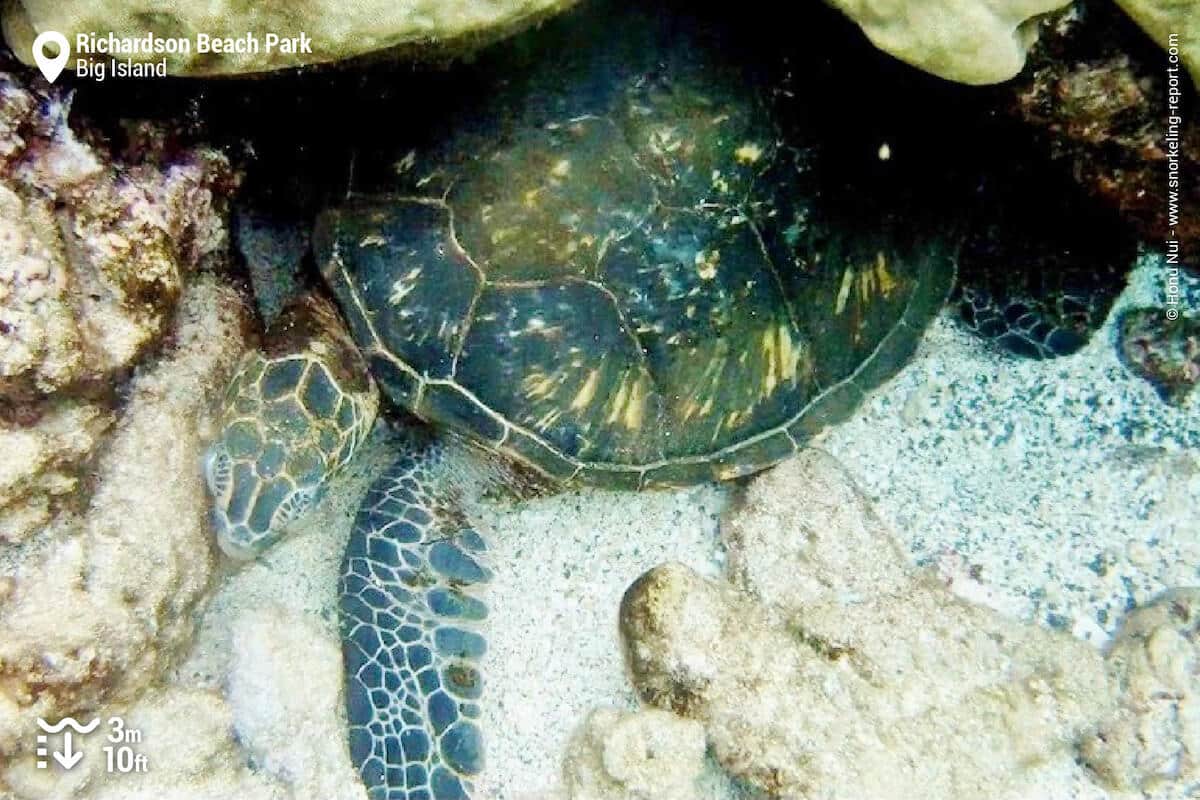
[340,445,490,800]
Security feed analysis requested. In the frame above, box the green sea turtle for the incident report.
[200,5,1126,799]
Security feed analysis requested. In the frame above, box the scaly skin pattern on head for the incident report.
[205,294,379,558]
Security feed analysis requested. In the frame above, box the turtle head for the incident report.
[203,424,325,559]
[204,295,379,559]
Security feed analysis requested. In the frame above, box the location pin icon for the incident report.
[32,31,70,83]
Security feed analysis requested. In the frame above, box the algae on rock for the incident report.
[0,69,235,542]
[0,73,234,401]
[1117,309,1200,404]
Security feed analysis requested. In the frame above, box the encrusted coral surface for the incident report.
[562,708,707,800]
[0,72,234,400]
[827,0,1072,84]
[1117,307,1200,404]
[1011,3,1200,267]
[0,278,250,794]
[1081,588,1200,791]
[0,71,237,545]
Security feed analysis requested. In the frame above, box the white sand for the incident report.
[183,253,1197,799]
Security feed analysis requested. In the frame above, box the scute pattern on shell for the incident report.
[315,14,957,488]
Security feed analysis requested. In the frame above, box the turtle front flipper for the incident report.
[341,444,490,800]
[955,170,1138,360]
[204,294,379,557]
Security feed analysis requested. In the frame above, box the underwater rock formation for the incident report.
[3,0,579,76]
[561,708,707,800]
[826,0,1072,84]
[1117,308,1200,404]
[0,277,250,789]
[1010,2,1200,265]
[0,72,234,401]
[1081,588,1200,791]
[1115,0,1200,83]
[0,70,235,540]
[227,605,366,800]
[620,450,1116,800]
[0,399,111,543]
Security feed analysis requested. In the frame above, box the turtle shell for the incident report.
[314,13,956,489]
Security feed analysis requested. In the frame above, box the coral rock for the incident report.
[1081,588,1200,791]
[0,72,234,401]
[1115,0,1200,84]
[227,605,366,800]
[1117,308,1200,404]
[826,0,1072,84]
[0,399,112,543]
[620,450,1115,800]
[1011,3,1200,265]
[0,278,250,771]
[562,708,707,800]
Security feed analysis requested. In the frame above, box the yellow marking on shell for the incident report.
[680,349,728,422]
[522,372,559,401]
[874,251,899,298]
[523,188,543,208]
[388,268,423,306]
[760,322,803,399]
[711,170,731,193]
[571,369,601,411]
[623,378,647,430]
[605,372,650,431]
[550,158,571,178]
[394,150,417,174]
[835,255,902,316]
[491,226,517,245]
[715,463,745,481]
[649,126,682,155]
[710,414,727,444]
[734,143,763,164]
[835,267,854,315]
[695,249,720,280]
[534,408,563,432]
[761,327,778,395]
[606,378,629,425]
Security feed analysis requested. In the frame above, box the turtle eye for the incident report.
[204,445,233,499]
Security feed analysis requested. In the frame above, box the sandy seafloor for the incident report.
[180,252,1198,800]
